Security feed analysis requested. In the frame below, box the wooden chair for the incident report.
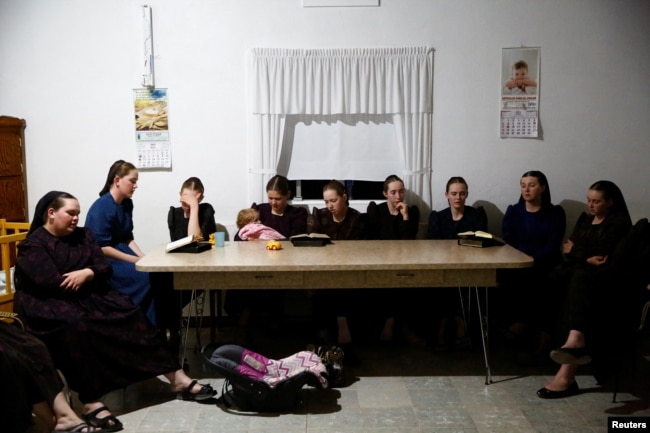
[0,311,25,330]
[0,219,31,312]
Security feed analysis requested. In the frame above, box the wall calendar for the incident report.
[133,88,171,168]
[500,47,540,138]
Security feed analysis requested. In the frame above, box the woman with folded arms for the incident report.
[537,180,631,399]
[15,191,216,431]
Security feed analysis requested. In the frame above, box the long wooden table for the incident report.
[137,239,533,383]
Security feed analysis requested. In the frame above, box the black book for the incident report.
[457,231,505,248]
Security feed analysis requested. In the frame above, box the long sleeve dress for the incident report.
[498,202,566,332]
[426,206,488,323]
[365,201,421,335]
[557,211,631,333]
[157,202,218,330]
[551,211,633,382]
[85,193,156,325]
[167,203,217,241]
[365,201,419,240]
[234,202,308,240]
[13,226,179,403]
[0,321,64,433]
[311,207,365,241]
[426,206,487,240]
[310,207,366,339]
[228,202,309,317]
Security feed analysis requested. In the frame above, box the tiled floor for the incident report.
[44,316,650,433]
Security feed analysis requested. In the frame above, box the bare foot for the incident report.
[53,416,93,432]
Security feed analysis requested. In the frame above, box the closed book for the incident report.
[457,231,505,248]
[290,233,331,247]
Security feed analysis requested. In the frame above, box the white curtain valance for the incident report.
[252,47,433,116]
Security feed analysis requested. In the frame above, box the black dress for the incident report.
[155,202,218,330]
[0,321,63,433]
[365,201,422,339]
[550,212,633,382]
[167,203,217,241]
[14,226,180,403]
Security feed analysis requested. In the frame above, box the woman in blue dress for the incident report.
[499,170,566,355]
[85,160,157,326]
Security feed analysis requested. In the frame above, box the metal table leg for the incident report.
[474,286,492,385]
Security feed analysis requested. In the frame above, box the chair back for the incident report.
[0,311,25,330]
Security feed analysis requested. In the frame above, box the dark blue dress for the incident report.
[85,192,155,325]
[498,201,566,332]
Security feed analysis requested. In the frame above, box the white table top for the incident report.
[137,239,533,273]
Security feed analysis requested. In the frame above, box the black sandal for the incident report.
[83,406,123,432]
[176,379,217,401]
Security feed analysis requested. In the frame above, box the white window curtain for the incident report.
[249,47,433,211]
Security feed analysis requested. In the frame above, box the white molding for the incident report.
[303,0,379,7]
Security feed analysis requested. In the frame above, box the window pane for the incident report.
[283,114,401,181]
[290,179,383,200]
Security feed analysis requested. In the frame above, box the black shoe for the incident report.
[536,381,579,399]
[550,347,592,365]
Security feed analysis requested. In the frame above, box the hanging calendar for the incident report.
[133,88,171,168]
[500,47,540,138]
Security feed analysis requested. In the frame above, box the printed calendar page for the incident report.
[134,88,172,168]
[500,47,540,138]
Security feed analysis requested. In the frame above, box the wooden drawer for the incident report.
[365,269,445,287]
[174,271,304,289]
[303,271,366,288]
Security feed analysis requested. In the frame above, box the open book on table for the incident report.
[456,231,505,248]
[289,233,331,247]
[166,234,212,253]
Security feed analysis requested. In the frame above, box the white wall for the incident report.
[1,0,649,251]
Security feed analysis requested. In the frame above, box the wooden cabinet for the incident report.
[0,116,27,222]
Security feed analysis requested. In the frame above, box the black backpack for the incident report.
[202,344,342,412]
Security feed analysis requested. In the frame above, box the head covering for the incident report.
[28,191,68,236]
